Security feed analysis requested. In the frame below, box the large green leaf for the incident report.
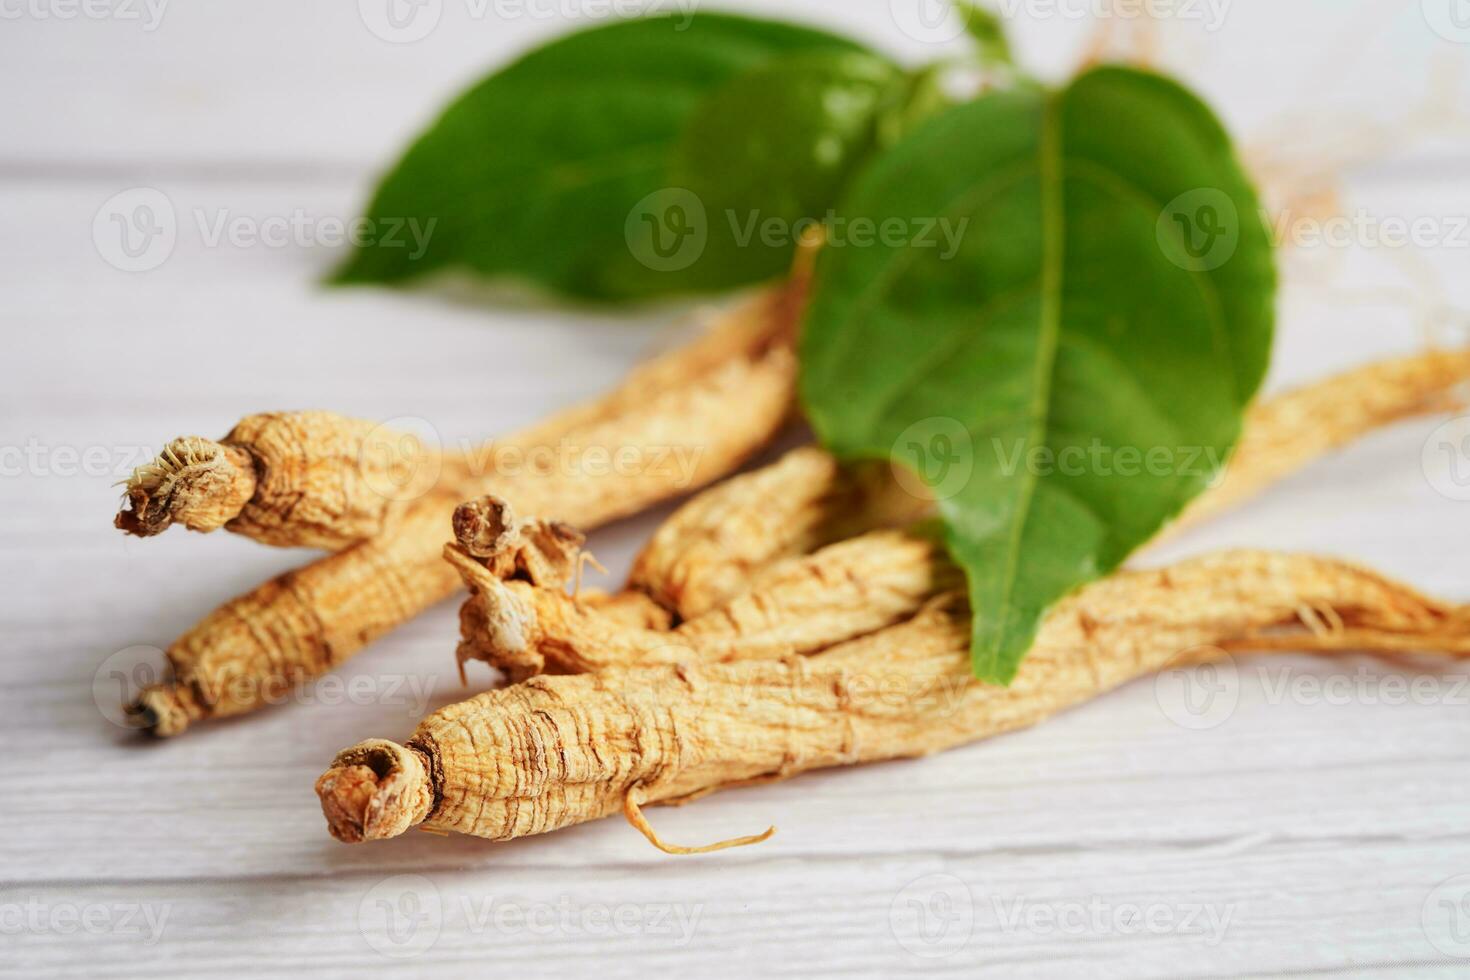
[666,50,902,292]
[800,66,1276,683]
[328,13,870,301]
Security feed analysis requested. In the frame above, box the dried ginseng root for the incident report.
[448,494,588,589]
[318,550,1470,850]
[117,279,806,550]
[450,523,956,680]
[627,447,927,620]
[577,590,674,631]
[1176,348,1470,529]
[128,286,802,736]
[453,350,1470,679]
[116,412,451,548]
[443,494,673,679]
[629,349,1470,621]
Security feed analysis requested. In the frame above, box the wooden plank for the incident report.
[0,0,1461,169]
[5,837,1468,977]
[6,2,1470,974]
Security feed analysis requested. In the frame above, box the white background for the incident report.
[5,0,1470,975]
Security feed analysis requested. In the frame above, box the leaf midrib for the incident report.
[983,88,1066,674]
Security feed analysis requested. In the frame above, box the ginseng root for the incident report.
[1177,348,1470,528]
[626,447,927,621]
[629,349,1470,621]
[115,413,446,548]
[318,550,1470,848]
[452,350,1470,680]
[449,524,955,679]
[116,278,808,550]
[128,286,802,736]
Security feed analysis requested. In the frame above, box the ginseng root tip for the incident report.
[116,437,256,537]
[452,495,519,558]
[316,740,434,843]
[127,683,198,738]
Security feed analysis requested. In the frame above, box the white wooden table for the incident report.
[5,2,1470,975]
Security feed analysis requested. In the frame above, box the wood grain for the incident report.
[4,1,1470,975]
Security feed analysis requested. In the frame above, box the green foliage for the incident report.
[800,67,1276,682]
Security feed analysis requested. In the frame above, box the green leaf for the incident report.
[665,50,902,292]
[958,2,1014,68]
[800,66,1276,683]
[329,13,869,301]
